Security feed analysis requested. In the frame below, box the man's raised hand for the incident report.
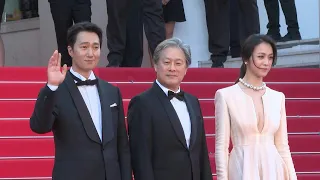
[47,50,68,86]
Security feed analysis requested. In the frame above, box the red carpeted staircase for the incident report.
[0,67,319,180]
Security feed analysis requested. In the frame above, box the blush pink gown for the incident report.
[214,84,297,180]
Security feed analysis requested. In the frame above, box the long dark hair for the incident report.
[235,34,277,83]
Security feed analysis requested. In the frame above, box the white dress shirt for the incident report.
[156,80,191,148]
[47,68,102,141]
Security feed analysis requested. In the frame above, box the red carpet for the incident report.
[0,67,319,179]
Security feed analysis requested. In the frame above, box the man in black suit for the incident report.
[128,38,212,180]
[204,0,260,67]
[0,0,5,66]
[30,22,131,180]
[105,0,130,67]
[48,0,92,67]
[263,0,301,41]
[120,0,166,67]
[229,0,241,58]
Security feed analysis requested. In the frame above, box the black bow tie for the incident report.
[168,90,185,101]
[69,72,98,86]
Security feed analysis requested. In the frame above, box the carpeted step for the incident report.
[89,68,320,82]
[0,174,319,180]
[208,153,320,174]
[1,135,318,157]
[1,68,320,82]
[0,119,53,137]
[205,135,320,154]
[0,158,53,178]
[3,137,141,157]
[203,117,320,134]
[0,174,318,180]
[0,138,54,157]
[0,99,319,118]
[297,174,320,180]
[1,117,319,137]
[1,83,320,99]
[1,154,319,178]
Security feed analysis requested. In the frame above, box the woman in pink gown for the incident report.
[214,34,297,180]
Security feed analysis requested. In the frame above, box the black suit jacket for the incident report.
[128,82,212,180]
[30,72,131,180]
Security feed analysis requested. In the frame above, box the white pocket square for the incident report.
[110,103,117,107]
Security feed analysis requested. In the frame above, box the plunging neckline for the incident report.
[236,84,268,133]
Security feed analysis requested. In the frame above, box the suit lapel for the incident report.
[184,94,197,150]
[152,82,188,149]
[65,72,101,144]
[96,79,114,147]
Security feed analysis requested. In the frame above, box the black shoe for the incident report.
[106,64,120,67]
[280,32,302,42]
[211,56,226,68]
[106,61,120,67]
[266,32,282,42]
[211,63,224,68]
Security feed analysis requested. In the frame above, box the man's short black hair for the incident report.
[67,22,103,49]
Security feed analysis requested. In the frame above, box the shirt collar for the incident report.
[70,67,96,81]
[156,79,181,96]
